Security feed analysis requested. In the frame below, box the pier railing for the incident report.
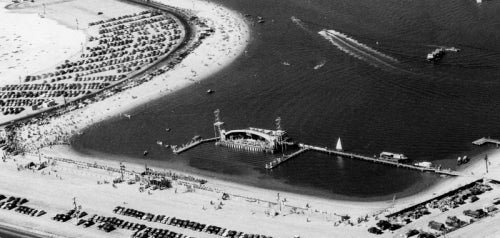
[265,148,310,169]
[265,143,460,176]
[172,137,219,154]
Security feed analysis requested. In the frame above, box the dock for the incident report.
[472,137,500,146]
[265,148,310,169]
[173,112,464,176]
[172,137,219,154]
[265,143,460,176]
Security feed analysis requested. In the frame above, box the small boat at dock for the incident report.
[414,161,432,168]
[445,47,460,52]
[380,152,408,162]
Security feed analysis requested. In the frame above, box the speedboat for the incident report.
[427,48,445,62]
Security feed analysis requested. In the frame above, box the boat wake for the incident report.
[318,29,401,71]
[313,60,326,70]
[426,45,461,52]
[292,17,410,73]
[290,16,315,34]
[291,16,310,33]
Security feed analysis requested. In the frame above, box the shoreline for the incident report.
[0,0,489,207]
[0,142,496,237]
[72,145,444,202]
[2,0,500,237]
[48,143,497,209]
[1,0,250,129]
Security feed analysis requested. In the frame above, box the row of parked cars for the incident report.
[131,226,191,238]
[14,205,46,217]
[0,195,30,210]
[91,214,146,231]
[0,194,46,218]
[113,206,273,238]
[367,220,403,235]
[85,214,190,237]
[53,208,88,222]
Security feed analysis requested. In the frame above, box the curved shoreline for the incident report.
[0,0,479,205]
[2,0,500,237]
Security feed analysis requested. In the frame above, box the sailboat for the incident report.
[336,138,343,151]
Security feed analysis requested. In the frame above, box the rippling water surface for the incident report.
[72,0,500,200]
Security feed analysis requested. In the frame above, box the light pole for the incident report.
[485,154,489,174]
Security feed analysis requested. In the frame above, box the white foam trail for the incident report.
[313,60,326,70]
[319,29,399,70]
[321,29,398,62]
[290,16,311,33]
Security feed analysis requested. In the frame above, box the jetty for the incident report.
[172,137,219,154]
[472,137,500,146]
[266,143,460,176]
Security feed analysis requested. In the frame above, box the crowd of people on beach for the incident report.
[0,5,218,156]
[0,1,351,237]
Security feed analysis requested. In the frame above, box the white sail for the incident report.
[336,138,343,151]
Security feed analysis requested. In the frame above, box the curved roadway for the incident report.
[0,224,48,238]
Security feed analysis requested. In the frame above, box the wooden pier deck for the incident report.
[472,137,500,146]
[265,148,310,169]
[265,143,460,176]
[173,137,219,154]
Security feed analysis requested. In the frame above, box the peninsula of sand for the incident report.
[2,0,500,238]
[0,0,250,125]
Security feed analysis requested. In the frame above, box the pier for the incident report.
[266,143,460,176]
[173,111,462,176]
[472,137,500,146]
[216,140,275,153]
[265,148,310,169]
[172,137,219,154]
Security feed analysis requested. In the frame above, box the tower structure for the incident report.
[213,109,225,139]
[275,117,285,152]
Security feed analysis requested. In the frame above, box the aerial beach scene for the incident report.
[2,0,500,237]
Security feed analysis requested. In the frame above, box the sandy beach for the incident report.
[0,143,498,238]
[0,1,85,86]
[2,0,500,237]
[0,0,249,124]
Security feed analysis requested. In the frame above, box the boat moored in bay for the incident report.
[427,48,446,62]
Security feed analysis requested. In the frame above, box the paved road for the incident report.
[0,224,47,238]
